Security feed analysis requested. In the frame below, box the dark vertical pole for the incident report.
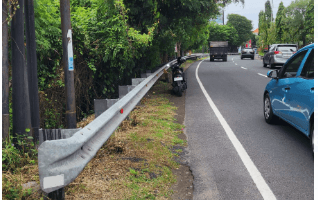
[25,0,40,143]
[60,0,76,129]
[2,0,10,140]
[23,26,32,138]
[11,0,26,139]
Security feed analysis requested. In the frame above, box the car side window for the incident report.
[280,50,308,78]
[300,49,314,79]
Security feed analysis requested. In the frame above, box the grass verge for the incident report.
[2,71,187,200]
[64,80,186,199]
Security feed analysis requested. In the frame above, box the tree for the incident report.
[208,22,239,46]
[304,0,314,44]
[258,0,275,50]
[265,0,272,23]
[226,14,253,45]
[258,11,265,37]
[284,0,310,46]
[275,2,285,43]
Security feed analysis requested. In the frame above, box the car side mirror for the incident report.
[267,70,278,79]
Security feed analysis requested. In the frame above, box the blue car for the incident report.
[264,43,314,154]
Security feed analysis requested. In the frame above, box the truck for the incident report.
[209,41,228,62]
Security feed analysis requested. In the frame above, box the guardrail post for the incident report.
[94,99,119,118]
[41,129,65,200]
[131,78,146,86]
[141,73,152,78]
[119,85,135,99]
[94,99,107,118]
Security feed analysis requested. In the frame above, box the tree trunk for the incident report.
[2,0,9,140]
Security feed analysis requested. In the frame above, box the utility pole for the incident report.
[44,1,76,198]
[60,0,76,129]
[25,0,40,143]
[11,0,26,140]
[2,0,9,140]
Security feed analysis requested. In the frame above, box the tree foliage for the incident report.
[275,2,285,43]
[304,0,314,43]
[258,0,313,50]
[226,14,253,45]
[264,0,272,23]
[28,0,240,127]
[207,22,239,46]
[284,0,310,45]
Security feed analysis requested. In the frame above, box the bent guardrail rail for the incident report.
[38,54,208,194]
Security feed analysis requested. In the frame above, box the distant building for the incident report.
[252,28,259,35]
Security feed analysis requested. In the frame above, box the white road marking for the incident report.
[258,73,267,78]
[235,63,238,65]
[241,67,247,70]
[195,60,276,200]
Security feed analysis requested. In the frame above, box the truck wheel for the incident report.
[210,58,214,62]
[223,56,227,62]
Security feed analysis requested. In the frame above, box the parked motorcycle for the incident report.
[170,57,187,97]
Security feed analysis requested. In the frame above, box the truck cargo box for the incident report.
[209,41,228,62]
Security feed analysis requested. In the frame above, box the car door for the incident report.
[270,49,308,119]
[284,49,314,134]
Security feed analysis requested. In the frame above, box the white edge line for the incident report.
[195,60,276,200]
[258,73,267,78]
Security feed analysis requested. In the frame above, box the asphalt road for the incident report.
[184,55,314,200]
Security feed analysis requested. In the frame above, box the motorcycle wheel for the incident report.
[177,86,182,97]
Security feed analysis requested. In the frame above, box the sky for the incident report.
[223,0,295,31]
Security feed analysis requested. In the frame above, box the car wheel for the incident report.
[251,57,254,60]
[269,59,275,69]
[311,123,314,156]
[241,57,243,60]
[263,59,267,67]
[264,93,278,124]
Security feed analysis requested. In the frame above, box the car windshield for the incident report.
[277,46,297,52]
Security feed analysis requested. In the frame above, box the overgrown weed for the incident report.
[2,133,42,199]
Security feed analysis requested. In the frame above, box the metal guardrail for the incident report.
[38,54,208,194]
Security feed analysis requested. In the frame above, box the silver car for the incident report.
[263,44,298,68]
